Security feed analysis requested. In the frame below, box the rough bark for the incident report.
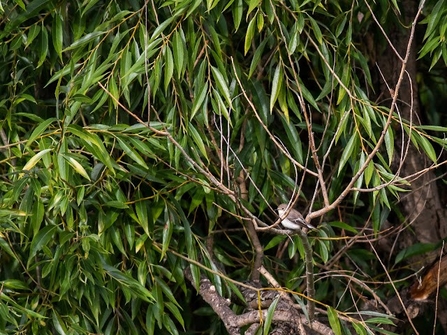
[376,0,447,331]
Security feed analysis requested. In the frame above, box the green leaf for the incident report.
[328,221,359,234]
[188,124,209,160]
[352,322,368,335]
[116,136,149,169]
[165,301,185,329]
[172,30,185,78]
[63,31,104,51]
[248,37,268,78]
[190,82,208,120]
[67,125,116,174]
[21,148,52,175]
[150,16,175,41]
[161,209,174,261]
[164,45,174,92]
[37,24,48,68]
[52,12,63,60]
[384,127,394,165]
[327,306,342,335]
[280,116,303,163]
[263,297,279,335]
[247,0,261,16]
[52,310,68,334]
[364,316,395,325]
[101,261,154,302]
[1,279,29,290]
[233,0,243,31]
[244,15,256,55]
[395,242,437,264]
[0,237,18,260]
[26,23,41,47]
[270,63,283,112]
[338,133,358,175]
[308,16,323,44]
[29,224,57,259]
[211,66,232,108]
[62,154,91,180]
[418,134,437,163]
[25,118,57,147]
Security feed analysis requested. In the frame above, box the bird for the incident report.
[277,204,315,230]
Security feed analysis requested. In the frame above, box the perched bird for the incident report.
[277,204,315,230]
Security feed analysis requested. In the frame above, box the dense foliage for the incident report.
[1,0,447,334]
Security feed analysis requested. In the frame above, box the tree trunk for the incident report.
[376,0,447,331]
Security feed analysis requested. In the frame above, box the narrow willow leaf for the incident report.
[278,84,289,118]
[248,37,268,78]
[135,200,150,236]
[353,152,365,203]
[116,136,149,169]
[165,301,185,328]
[101,261,154,302]
[26,23,40,47]
[335,111,350,143]
[280,116,303,163]
[297,79,320,111]
[338,133,358,175]
[21,148,52,176]
[64,31,104,51]
[0,237,18,260]
[263,297,279,335]
[211,87,232,125]
[394,242,437,264]
[1,279,29,290]
[327,306,342,335]
[318,239,330,263]
[328,221,359,234]
[67,125,116,174]
[52,310,68,334]
[52,13,63,60]
[364,316,396,325]
[379,187,390,209]
[352,322,368,335]
[63,155,91,180]
[384,127,394,165]
[233,0,243,31]
[308,16,323,44]
[29,224,57,259]
[257,12,264,32]
[188,124,209,160]
[270,64,282,112]
[422,0,444,41]
[211,66,232,108]
[247,0,261,16]
[190,82,208,120]
[172,30,185,78]
[25,118,57,148]
[108,76,119,109]
[150,16,175,41]
[81,0,101,15]
[161,210,173,260]
[111,227,127,256]
[288,23,299,54]
[37,24,48,68]
[164,46,174,92]
[244,15,256,55]
[31,200,44,237]
[418,134,437,163]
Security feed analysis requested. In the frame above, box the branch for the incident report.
[307,0,427,221]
